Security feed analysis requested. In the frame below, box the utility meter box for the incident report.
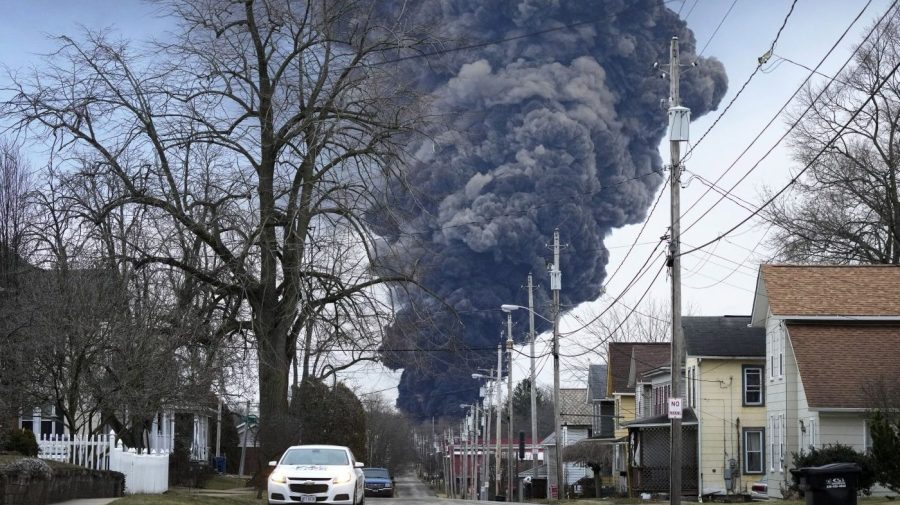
[668,105,691,142]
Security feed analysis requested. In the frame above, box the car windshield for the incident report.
[363,468,390,479]
[281,448,349,466]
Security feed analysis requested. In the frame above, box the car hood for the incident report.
[364,477,392,484]
[280,465,350,477]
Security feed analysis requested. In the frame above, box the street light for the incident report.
[502,303,562,502]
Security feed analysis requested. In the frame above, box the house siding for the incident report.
[614,395,635,440]
[545,426,593,495]
[689,357,766,496]
[765,315,802,498]
[818,413,866,451]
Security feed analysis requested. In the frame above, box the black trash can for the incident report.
[791,462,861,505]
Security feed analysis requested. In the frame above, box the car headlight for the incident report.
[269,470,287,484]
[333,470,353,484]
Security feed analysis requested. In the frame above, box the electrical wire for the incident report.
[680,48,900,257]
[685,0,804,159]
[678,0,885,233]
[697,0,742,57]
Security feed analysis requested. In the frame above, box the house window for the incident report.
[779,414,785,472]
[688,367,697,408]
[743,428,765,474]
[778,323,785,378]
[864,420,872,452]
[20,406,64,438]
[808,417,817,450]
[743,365,764,406]
[769,415,777,472]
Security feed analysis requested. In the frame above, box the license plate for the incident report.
[300,496,316,503]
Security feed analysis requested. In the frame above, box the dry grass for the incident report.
[201,475,251,490]
[565,498,896,505]
[111,495,259,505]
[111,488,261,505]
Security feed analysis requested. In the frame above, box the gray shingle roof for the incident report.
[683,315,764,357]
[608,342,670,394]
[559,388,591,426]
[587,364,607,401]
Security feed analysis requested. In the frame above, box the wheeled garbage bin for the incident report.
[790,462,861,505]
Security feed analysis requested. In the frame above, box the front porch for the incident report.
[626,409,699,497]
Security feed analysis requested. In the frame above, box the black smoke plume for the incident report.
[373,0,727,419]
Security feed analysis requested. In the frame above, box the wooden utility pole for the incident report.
[495,345,503,497]
[527,273,538,471]
[506,313,515,501]
[551,229,563,500]
[668,36,689,505]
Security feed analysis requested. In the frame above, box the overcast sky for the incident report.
[2,0,893,405]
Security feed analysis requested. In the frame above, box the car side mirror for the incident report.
[354,462,364,468]
[268,460,278,467]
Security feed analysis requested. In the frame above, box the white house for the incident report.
[542,388,594,498]
[750,264,900,498]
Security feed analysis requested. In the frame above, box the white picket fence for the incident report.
[38,432,170,494]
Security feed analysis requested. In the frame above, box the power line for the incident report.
[684,0,804,159]
[678,0,884,233]
[680,16,900,256]
[697,0,742,57]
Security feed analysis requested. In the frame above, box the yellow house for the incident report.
[683,316,766,498]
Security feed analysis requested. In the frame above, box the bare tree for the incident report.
[764,12,900,264]
[0,138,36,428]
[566,297,671,382]
[5,0,431,461]
[363,394,416,472]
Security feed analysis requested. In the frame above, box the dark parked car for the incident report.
[362,467,394,497]
[750,476,768,500]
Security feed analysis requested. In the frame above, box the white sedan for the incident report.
[268,445,365,505]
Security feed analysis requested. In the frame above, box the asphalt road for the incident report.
[373,474,531,504]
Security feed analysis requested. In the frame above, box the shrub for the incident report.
[168,439,214,488]
[0,428,40,456]
[868,409,900,494]
[790,443,875,495]
[1,457,53,480]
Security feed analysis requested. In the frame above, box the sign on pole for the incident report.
[668,398,683,419]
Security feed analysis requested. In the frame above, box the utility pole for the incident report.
[667,36,690,505]
[473,405,479,500]
[238,400,251,476]
[527,273,538,470]
[450,431,457,498]
[481,382,489,500]
[495,345,503,497]
[462,419,469,500]
[506,313,515,501]
[550,229,563,500]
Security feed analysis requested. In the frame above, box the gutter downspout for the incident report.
[697,358,703,502]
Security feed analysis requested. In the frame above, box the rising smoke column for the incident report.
[373,0,727,419]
